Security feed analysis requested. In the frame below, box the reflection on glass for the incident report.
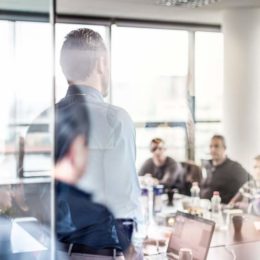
[0,3,53,258]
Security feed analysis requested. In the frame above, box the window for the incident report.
[111,26,189,122]
[194,31,224,162]
[0,21,53,178]
[111,26,190,167]
[195,31,224,121]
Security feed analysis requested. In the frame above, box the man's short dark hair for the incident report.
[150,138,165,146]
[211,134,227,149]
[60,28,106,82]
[55,97,90,163]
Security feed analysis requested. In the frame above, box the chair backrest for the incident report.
[178,161,202,196]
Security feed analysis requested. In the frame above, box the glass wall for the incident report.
[0,3,54,258]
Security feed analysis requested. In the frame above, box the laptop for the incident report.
[167,211,215,260]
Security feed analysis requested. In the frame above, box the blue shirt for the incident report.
[63,85,142,223]
[56,181,122,250]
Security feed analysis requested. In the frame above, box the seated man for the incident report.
[139,138,181,186]
[229,155,260,214]
[200,135,250,204]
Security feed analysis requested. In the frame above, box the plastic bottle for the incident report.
[211,191,223,228]
[153,185,164,213]
[190,182,200,206]
[141,187,149,225]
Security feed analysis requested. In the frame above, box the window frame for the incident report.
[0,14,222,171]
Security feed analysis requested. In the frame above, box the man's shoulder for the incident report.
[226,158,244,168]
[106,103,133,121]
[102,103,134,130]
[226,158,249,175]
[166,156,177,165]
[143,158,154,166]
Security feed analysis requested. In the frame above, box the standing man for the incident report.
[200,135,250,204]
[60,28,143,253]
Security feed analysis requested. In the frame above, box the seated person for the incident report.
[139,138,181,186]
[23,99,129,259]
[200,135,249,204]
[229,155,260,214]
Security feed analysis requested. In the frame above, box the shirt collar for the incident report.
[66,85,104,102]
[211,157,229,168]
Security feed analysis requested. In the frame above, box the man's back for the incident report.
[63,85,141,220]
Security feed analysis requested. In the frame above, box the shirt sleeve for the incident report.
[138,160,150,176]
[103,108,145,246]
[103,108,142,222]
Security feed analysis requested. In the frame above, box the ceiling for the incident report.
[1,0,260,25]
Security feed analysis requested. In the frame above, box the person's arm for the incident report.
[103,108,143,222]
[138,160,150,176]
[229,191,243,206]
[160,162,182,188]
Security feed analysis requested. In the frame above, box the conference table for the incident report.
[143,194,260,260]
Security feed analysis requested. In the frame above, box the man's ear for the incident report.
[96,55,107,75]
[68,135,88,175]
[54,136,87,185]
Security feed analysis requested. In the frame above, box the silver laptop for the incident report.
[167,211,215,260]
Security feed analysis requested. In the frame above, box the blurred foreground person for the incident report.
[200,135,249,204]
[54,98,129,259]
[229,155,260,215]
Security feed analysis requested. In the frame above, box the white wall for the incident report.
[223,9,260,170]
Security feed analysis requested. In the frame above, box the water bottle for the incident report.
[153,185,164,213]
[141,187,149,226]
[211,191,223,228]
[142,174,154,225]
[190,182,200,207]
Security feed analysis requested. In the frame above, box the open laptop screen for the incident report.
[167,211,215,260]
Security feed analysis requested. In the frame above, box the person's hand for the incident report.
[234,201,249,210]
[12,184,29,212]
[141,174,159,186]
[143,238,166,247]
[224,203,235,210]
[0,188,12,213]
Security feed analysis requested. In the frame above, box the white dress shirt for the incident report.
[65,85,142,224]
